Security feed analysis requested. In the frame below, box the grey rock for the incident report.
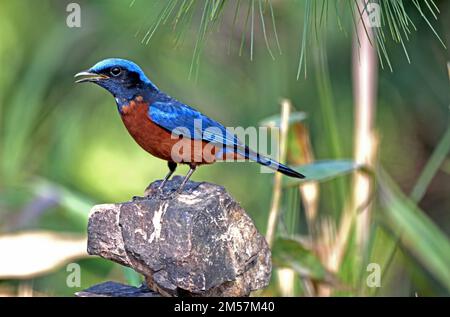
[75,281,160,297]
[87,176,271,297]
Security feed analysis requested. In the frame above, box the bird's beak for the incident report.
[74,71,109,83]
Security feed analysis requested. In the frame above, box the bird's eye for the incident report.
[110,67,122,77]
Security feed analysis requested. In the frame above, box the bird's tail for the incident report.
[237,147,305,179]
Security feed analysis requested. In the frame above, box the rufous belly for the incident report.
[120,99,221,165]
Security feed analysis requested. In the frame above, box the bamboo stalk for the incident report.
[293,124,320,240]
[265,99,291,247]
[332,0,379,275]
[352,0,378,252]
[277,268,296,297]
[265,99,294,296]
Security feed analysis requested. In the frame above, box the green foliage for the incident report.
[409,125,450,202]
[283,160,363,187]
[145,0,445,76]
[0,0,448,296]
[260,111,308,128]
[378,169,450,292]
[272,237,334,283]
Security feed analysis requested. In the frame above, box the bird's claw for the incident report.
[158,189,178,200]
[132,195,146,202]
[157,187,191,200]
[133,181,192,202]
[145,186,174,200]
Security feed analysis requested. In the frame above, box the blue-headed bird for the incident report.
[75,58,304,193]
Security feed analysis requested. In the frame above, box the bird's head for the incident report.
[75,58,158,100]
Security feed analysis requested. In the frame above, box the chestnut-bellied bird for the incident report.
[75,58,304,193]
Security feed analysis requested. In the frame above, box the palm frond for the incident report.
[140,0,445,77]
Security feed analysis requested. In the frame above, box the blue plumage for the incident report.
[149,97,305,179]
[75,58,305,193]
[90,58,156,88]
[149,100,242,150]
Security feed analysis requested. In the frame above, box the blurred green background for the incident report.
[0,0,449,296]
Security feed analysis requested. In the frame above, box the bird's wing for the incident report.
[149,100,243,149]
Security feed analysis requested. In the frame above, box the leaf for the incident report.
[30,177,94,223]
[378,170,450,292]
[259,112,308,128]
[0,231,88,279]
[144,0,445,75]
[272,237,336,284]
[122,267,143,287]
[283,160,364,187]
[409,124,450,202]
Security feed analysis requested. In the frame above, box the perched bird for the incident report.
[75,58,304,193]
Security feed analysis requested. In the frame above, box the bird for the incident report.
[75,58,304,193]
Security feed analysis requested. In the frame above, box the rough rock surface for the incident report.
[86,176,271,297]
[75,281,160,297]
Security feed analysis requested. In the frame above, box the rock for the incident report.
[75,281,160,297]
[86,176,271,297]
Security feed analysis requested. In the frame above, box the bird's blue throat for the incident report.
[114,90,156,114]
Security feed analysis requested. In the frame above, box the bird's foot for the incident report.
[155,189,178,200]
[155,187,191,200]
[154,189,168,200]
[131,195,146,202]
[143,186,174,200]
[136,177,198,201]
[133,187,164,201]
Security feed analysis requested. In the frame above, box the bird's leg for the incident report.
[176,164,197,194]
[158,161,177,190]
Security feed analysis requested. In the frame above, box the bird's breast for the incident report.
[119,97,173,160]
[119,97,218,164]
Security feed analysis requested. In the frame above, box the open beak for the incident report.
[74,71,109,83]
